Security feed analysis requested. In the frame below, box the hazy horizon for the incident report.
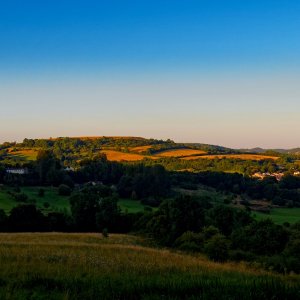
[1,1,300,148]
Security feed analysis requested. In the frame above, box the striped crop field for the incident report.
[155,148,207,158]
[130,145,153,153]
[100,150,157,161]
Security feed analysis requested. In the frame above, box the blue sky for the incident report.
[1,1,300,148]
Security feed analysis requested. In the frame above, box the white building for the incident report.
[6,168,28,175]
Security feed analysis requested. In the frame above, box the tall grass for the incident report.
[0,233,299,299]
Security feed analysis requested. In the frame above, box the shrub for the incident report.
[58,184,72,196]
[202,225,220,240]
[102,228,109,238]
[204,234,229,262]
[174,231,204,252]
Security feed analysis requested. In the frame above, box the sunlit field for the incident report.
[100,150,157,161]
[0,233,299,300]
[155,148,207,158]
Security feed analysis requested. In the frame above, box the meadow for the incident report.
[0,186,149,214]
[0,233,299,300]
[7,148,38,161]
[0,186,70,214]
[118,199,147,213]
[253,207,300,225]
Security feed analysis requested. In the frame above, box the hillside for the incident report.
[1,136,285,164]
[0,233,299,300]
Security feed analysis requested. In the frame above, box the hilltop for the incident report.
[1,136,284,164]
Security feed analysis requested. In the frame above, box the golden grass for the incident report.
[155,149,207,158]
[0,233,280,276]
[100,150,157,162]
[182,154,279,161]
[0,233,298,299]
[130,145,153,153]
[8,149,38,161]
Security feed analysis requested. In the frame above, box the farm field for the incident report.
[0,186,70,214]
[182,154,279,161]
[253,207,300,225]
[0,233,298,300]
[7,149,39,161]
[130,145,153,153]
[100,150,157,161]
[155,148,207,158]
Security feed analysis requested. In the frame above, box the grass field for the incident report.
[253,208,300,225]
[0,186,147,214]
[0,186,70,214]
[182,154,279,161]
[130,145,153,153]
[8,149,38,161]
[0,233,298,300]
[118,199,147,213]
[155,148,207,158]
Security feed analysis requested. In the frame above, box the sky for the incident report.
[0,0,300,148]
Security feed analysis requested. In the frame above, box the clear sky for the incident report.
[1,0,300,148]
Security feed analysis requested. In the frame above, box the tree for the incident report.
[36,150,60,184]
[96,196,120,231]
[146,195,206,245]
[8,204,46,232]
[231,219,289,255]
[204,234,229,262]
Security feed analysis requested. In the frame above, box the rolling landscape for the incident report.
[2,0,300,299]
[1,136,300,298]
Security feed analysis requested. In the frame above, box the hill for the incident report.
[1,136,285,164]
[0,233,299,300]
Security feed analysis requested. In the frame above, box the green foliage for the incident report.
[231,219,289,255]
[202,225,220,240]
[204,234,230,262]
[8,204,46,232]
[102,228,109,238]
[146,195,206,245]
[174,231,204,252]
[96,196,120,231]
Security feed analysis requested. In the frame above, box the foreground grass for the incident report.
[253,207,300,225]
[0,233,299,299]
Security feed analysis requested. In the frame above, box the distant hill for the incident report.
[240,147,300,155]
